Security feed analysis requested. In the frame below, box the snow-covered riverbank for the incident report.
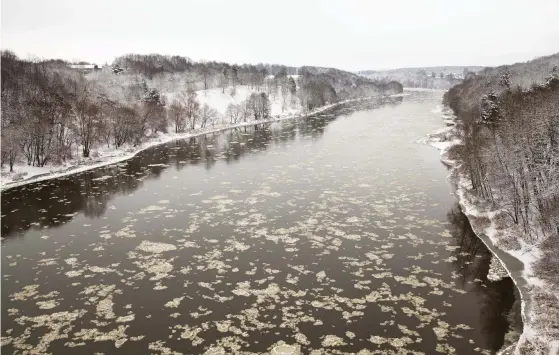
[0,96,385,191]
[427,105,559,355]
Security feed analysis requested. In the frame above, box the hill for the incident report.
[0,50,403,187]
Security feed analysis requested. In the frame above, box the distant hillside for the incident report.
[298,66,402,99]
[445,53,559,110]
[466,53,559,89]
[106,54,403,101]
[358,66,485,89]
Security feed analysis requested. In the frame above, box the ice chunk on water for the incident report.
[271,344,300,355]
[136,241,177,253]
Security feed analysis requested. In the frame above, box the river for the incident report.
[1,91,521,354]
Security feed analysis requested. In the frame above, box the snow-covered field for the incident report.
[0,91,367,191]
[427,105,559,355]
[164,86,301,118]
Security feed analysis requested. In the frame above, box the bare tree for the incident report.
[67,78,99,157]
[179,89,200,130]
[112,105,141,148]
[199,104,218,128]
[231,65,239,89]
[246,92,271,120]
[1,124,22,172]
[226,103,242,124]
[220,68,229,94]
[200,64,210,91]
[168,99,186,133]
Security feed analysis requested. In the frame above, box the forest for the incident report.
[0,51,402,175]
[444,54,559,241]
[443,53,559,353]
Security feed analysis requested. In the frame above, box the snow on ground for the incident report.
[198,87,254,115]
[190,86,301,118]
[426,105,559,355]
[0,93,364,191]
[162,85,301,120]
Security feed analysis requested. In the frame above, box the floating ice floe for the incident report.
[136,241,177,253]
[271,343,301,355]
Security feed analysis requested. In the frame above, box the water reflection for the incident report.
[447,203,522,353]
[0,98,402,239]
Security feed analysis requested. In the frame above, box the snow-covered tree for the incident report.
[168,99,186,133]
[499,69,511,90]
[178,89,201,130]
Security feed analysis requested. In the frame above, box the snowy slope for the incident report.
[163,85,301,118]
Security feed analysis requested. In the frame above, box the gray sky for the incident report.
[2,0,558,71]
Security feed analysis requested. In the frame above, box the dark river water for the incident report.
[1,91,521,355]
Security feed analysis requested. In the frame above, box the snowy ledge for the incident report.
[0,95,388,191]
[427,108,559,355]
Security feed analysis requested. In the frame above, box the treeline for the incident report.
[401,74,462,89]
[444,54,559,241]
[112,54,299,93]
[113,53,298,79]
[360,67,484,90]
[110,54,402,100]
[298,66,402,101]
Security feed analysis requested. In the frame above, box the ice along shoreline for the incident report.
[0,95,398,192]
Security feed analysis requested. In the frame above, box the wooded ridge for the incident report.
[442,52,559,354]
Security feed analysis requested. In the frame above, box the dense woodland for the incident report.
[444,53,559,353]
[444,53,559,240]
[1,51,402,174]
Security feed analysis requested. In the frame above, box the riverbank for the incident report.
[428,106,559,355]
[1,95,396,191]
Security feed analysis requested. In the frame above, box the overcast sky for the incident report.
[2,0,558,71]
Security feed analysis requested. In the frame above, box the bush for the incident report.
[517,337,550,355]
[446,144,465,161]
[533,238,559,288]
[469,215,491,230]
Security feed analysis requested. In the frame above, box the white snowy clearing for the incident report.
[163,85,301,118]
